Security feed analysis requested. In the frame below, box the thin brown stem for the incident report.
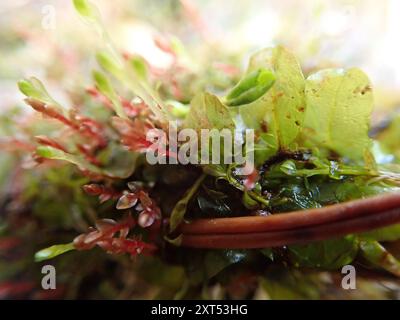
[179,192,400,235]
[181,207,400,249]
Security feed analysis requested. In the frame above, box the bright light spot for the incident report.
[241,11,279,46]
[320,10,351,36]
[120,24,174,69]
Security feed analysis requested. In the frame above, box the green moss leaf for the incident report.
[360,240,400,277]
[225,68,275,106]
[185,92,235,130]
[36,146,103,174]
[35,243,75,262]
[303,68,373,161]
[237,46,306,162]
[288,236,358,269]
[129,56,149,80]
[241,46,305,141]
[73,0,99,22]
[359,224,400,242]
[37,145,136,179]
[169,174,206,232]
[92,70,127,118]
[204,250,248,279]
[96,51,170,122]
[18,77,62,110]
[73,0,170,123]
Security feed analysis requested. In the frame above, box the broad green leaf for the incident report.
[359,224,400,242]
[237,46,306,162]
[360,240,400,277]
[204,250,248,279]
[197,195,231,216]
[240,46,305,144]
[250,132,279,165]
[288,236,358,269]
[185,93,237,176]
[92,70,127,118]
[303,68,373,161]
[35,243,75,262]
[184,92,235,130]
[169,174,206,232]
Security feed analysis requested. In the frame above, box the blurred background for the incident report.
[1,0,400,112]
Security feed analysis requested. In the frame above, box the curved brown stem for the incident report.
[179,192,400,235]
[181,207,400,249]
